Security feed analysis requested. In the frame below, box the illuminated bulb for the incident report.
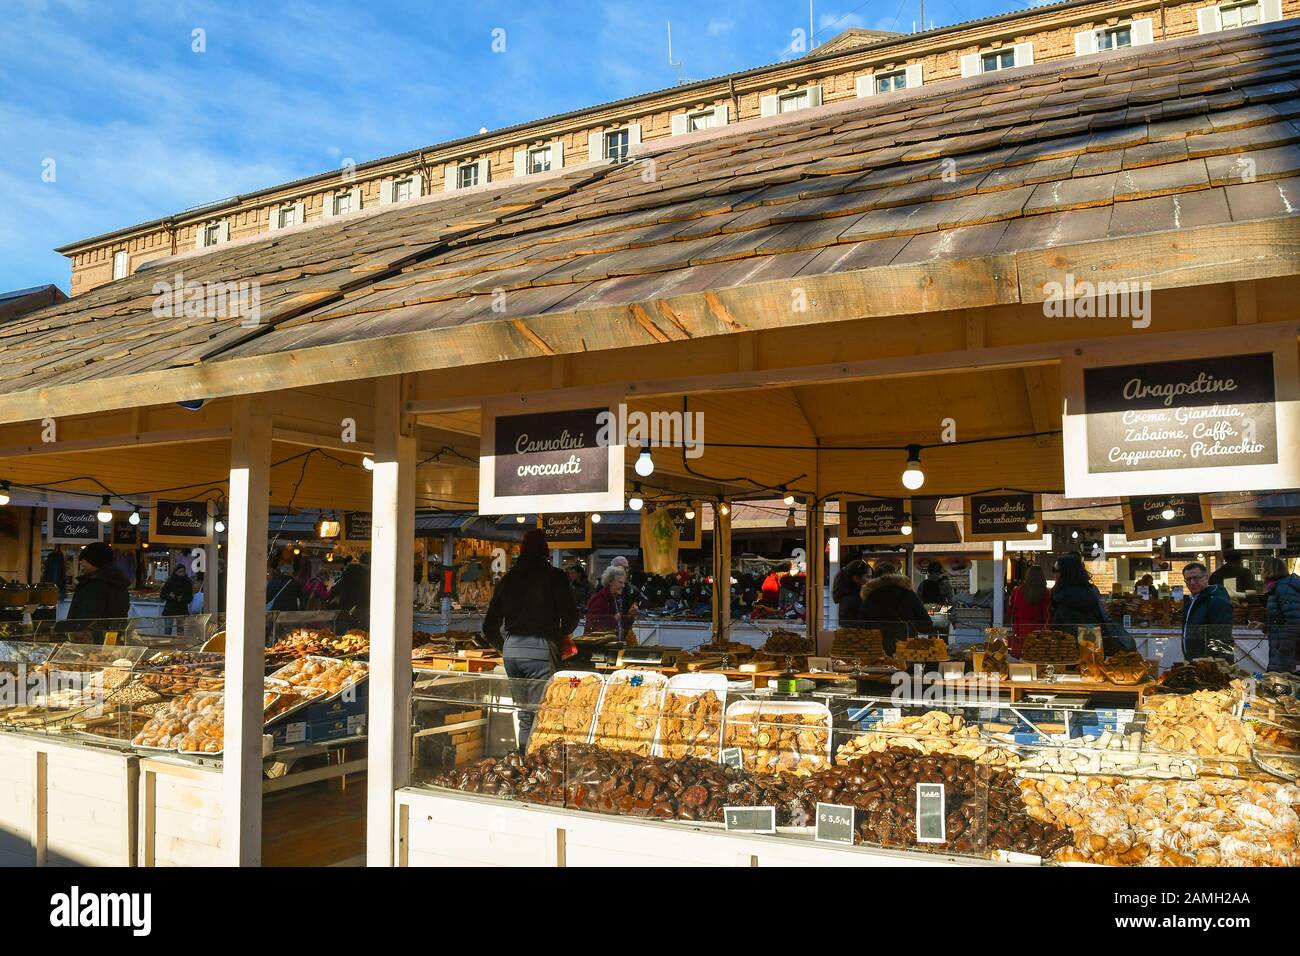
[1161,508,1176,521]
[900,514,913,536]
[97,496,113,523]
[1071,530,1080,539]
[0,481,9,506]
[214,519,225,533]
[515,515,526,523]
[629,484,644,511]
[591,513,601,523]
[293,547,301,555]
[1025,521,1038,534]
[634,448,655,477]
[718,502,730,516]
[129,508,141,526]
[901,444,925,491]
[362,456,375,471]
[684,508,695,520]
[781,487,795,506]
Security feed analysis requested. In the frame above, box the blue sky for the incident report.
[0,0,1028,292]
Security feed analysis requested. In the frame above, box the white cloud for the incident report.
[707,17,735,37]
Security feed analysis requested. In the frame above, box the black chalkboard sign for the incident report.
[112,519,139,546]
[723,806,776,834]
[665,504,702,548]
[963,492,1038,541]
[1122,494,1213,536]
[47,507,102,545]
[151,499,211,543]
[1082,352,1277,475]
[493,406,609,498]
[343,511,372,542]
[841,497,909,543]
[815,802,855,845]
[537,512,591,548]
[720,747,744,769]
[916,783,947,844]
[1234,519,1286,550]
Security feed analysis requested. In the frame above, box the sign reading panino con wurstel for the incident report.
[1062,329,1300,496]
[479,394,625,515]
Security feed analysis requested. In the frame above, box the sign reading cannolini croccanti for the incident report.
[665,502,702,549]
[149,499,213,544]
[479,394,625,515]
[962,492,1040,542]
[1234,519,1286,550]
[1062,328,1300,496]
[840,497,910,544]
[536,513,592,548]
[46,507,103,545]
[342,511,371,542]
[1122,494,1214,537]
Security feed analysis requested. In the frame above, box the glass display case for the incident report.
[409,664,1300,866]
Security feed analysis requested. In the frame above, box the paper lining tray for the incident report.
[267,655,369,705]
[590,668,667,755]
[526,670,607,754]
[652,672,727,761]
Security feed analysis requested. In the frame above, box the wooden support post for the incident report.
[223,396,270,866]
[367,375,416,866]
[204,527,219,614]
[992,541,1006,628]
[713,504,732,641]
[805,502,824,651]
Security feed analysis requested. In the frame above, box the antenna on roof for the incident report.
[920,0,924,33]
[667,21,684,85]
[809,0,816,50]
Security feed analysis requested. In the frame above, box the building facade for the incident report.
[59,0,1292,294]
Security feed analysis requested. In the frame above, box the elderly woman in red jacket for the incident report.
[585,565,638,641]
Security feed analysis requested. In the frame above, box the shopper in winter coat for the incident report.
[1008,565,1052,656]
[917,565,954,605]
[585,566,637,640]
[159,565,193,617]
[63,542,131,641]
[1180,561,1235,664]
[832,559,870,627]
[328,552,371,630]
[859,562,933,655]
[482,529,578,751]
[1263,558,1299,673]
[43,544,67,598]
[1050,554,1134,655]
[1209,549,1258,593]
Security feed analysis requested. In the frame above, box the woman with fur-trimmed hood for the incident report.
[860,562,935,655]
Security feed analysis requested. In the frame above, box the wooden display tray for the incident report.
[934,676,1156,703]
[412,653,500,673]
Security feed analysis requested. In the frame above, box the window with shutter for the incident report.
[777,90,809,113]
[333,191,352,216]
[112,250,129,280]
[688,109,716,132]
[1098,25,1132,49]
[457,165,479,189]
[528,146,552,174]
[1218,1,1261,28]
[873,70,907,94]
[395,178,413,202]
[981,49,1015,72]
[205,223,221,247]
[277,205,298,229]
[604,129,630,161]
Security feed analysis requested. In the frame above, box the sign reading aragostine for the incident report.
[840,497,910,544]
[1122,494,1214,537]
[150,499,212,544]
[343,511,371,542]
[963,492,1040,541]
[1062,328,1300,496]
[47,507,102,545]
[479,395,625,515]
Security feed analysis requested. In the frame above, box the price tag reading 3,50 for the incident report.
[815,802,855,845]
[916,783,946,844]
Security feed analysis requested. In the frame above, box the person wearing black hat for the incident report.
[482,529,578,751]
[62,541,131,641]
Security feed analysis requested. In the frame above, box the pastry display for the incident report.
[1099,651,1150,685]
[698,640,754,661]
[527,674,604,753]
[836,710,1020,769]
[722,705,830,775]
[1019,630,1080,665]
[895,637,949,663]
[1160,659,1234,693]
[1143,689,1254,758]
[132,692,225,753]
[1251,722,1300,752]
[592,672,664,756]
[830,628,886,661]
[139,671,224,696]
[104,680,163,709]
[267,629,335,658]
[657,687,724,760]
[1023,776,1299,866]
[1015,733,1200,779]
[761,629,814,655]
[141,651,225,675]
[269,657,368,698]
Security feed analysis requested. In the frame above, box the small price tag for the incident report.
[916,783,946,844]
[724,806,776,834]
[1136,586,1151,600]
[720,747,744,769]
[1122,614,1133,628]
[282,722,307,744]
[814,802,855,845]
[346,714,366,735]
[881,707,901,723]
[1116,708,1135,733]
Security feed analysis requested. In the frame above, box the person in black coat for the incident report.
[266,563,303,612]
[43,544,67,598]
[832,559,869,627]
[1050,554,1134,654]
[160,565,193,617]
[328,552,371,630]
[62,542,131,642]
[859,562,933,655]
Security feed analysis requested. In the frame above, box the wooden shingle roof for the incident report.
[7,20,1300,408]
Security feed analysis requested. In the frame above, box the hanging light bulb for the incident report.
[634,448,655,477]
[1025,521,1038,534]
[128,507,141,526]
[900,513,914,536]
[629,484,644,511]
[901,444,925,491]
[718,501,730,516]
[293,546,302,555]
[515,514,526,523]
[684,508,695,520]
[0,480,9,506]
[1071,529,1080,540]
[362,456,375,471]
[214,518,225,533]
[785,508,796,529]
[591,513,602,523]
[781,486,795,506]
[97,496,113,523]
[1161,507,1176,521]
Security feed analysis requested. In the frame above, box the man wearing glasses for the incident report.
[1180,562,1235,664]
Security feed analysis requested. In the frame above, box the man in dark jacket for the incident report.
[1209,549,1257,593]
[482,529,578,750]
[266,563,302,612]
[63,542,131,642]
[1181,562,1235,663]
[859,563,933,655]
[42,544,67,598]
[328,552,371,630]
[1265,562,1300,673]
